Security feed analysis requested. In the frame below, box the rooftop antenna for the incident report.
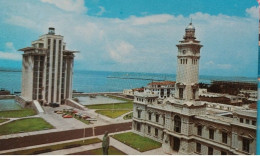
[190,18,192,24]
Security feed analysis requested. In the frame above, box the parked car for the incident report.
[63,114,72,118]
[49,103,59,108]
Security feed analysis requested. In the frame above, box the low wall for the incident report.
[66,99,85,110]
[0,95,15,99]
[15,96,32,108]
[0,122,132,151]
[32,100,44,114]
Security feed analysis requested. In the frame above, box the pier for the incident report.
[107,76,164,81]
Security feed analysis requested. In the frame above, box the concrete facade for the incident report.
[132,23,256,155]
[19,28,77,105]
[144,81,175,99]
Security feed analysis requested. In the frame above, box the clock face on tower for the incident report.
[182,50,186,54]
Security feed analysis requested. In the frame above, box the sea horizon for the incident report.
[0,69,257,94]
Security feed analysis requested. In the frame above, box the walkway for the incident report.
[0,114,40,126]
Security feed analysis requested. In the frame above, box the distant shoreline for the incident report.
[0,69,21,72]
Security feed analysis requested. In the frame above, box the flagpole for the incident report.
[256,0,260,155]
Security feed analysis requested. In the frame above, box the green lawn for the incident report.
[74,116,91,125]
[0,118,54,136]
[95,110,131,119]
[0,118,9,123]
[123,112,133,120]
[0,108,36,118]
[112,132,161,152]
[71,146,126,155]
[4,138,102,155]
[86,102,133,110]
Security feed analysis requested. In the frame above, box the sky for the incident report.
[0,0,258,77]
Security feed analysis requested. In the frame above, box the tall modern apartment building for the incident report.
[19,28,77,105]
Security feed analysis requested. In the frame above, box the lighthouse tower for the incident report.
[175,22,203,101]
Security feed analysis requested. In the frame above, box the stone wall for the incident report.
[15,96,32,108]
[0,95,15,99]
[65,99,85,110]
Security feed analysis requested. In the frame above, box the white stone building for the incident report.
[132,23,256,155]
[19,28,77,105]
[144,81,175,99]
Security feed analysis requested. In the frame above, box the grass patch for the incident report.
[123,112,133,120]
[112,132,161,152]
[86,102,133,110]
[0,118,9,123]
[4,138,102,155]
[96,110,131,119]
[71,146,126,155]
[0,108,36,118]
[74,116,90,125]
[0,118,53,136]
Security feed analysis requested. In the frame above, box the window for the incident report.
[138,110,141,118]
[149,112,152,120]
[208,147,213,155]
[197,125,202,136]
[246,119,249,124]
[196,143,201,153]
[252,120,256,126]
[221,151,227,155]
[179,88,183,99]
[156,114,159,122]
[155,128,158,137]
[137,123,141,131]
[174,115,181,133]
[209,129,214,140]
[192,89,196,99]
[222,132,227,144]
[148,126,151,134]
[242,138,250,153]
[240,118,243,123]
[163,115,165,125]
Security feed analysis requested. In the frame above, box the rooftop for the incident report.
[148,81,175,86]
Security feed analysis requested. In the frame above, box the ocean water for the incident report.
[0,99,21,111]
[0,70,257,93]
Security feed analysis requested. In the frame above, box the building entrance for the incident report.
[170,136,180,151]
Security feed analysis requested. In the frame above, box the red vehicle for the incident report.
[63,114,73,118]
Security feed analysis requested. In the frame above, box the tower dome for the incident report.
[185,22,195,31]
[183,22,196,40]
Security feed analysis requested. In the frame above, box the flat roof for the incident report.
[18,47,48,51]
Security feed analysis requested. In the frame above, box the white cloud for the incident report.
[108,41,135,63]
[205,61,232,69]
[216,64,232,69]
[41,0,87,14]
[96,6,106,16]
[246,6,258,19]
[5,42,16,52]
[130,14,174,25]
[0,42,21,61]
[0,52,21,61]
[5,16,37,30]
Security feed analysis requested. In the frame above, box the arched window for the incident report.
[174,115,181,133]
